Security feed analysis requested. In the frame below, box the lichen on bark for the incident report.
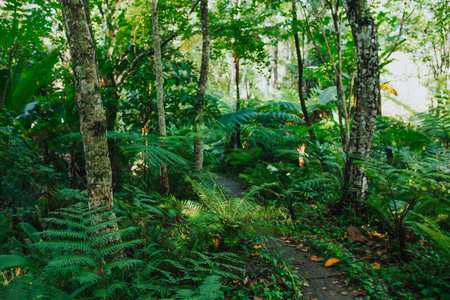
[340,0,380,208]
[60,0,118,234]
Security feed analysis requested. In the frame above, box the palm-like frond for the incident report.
[414,102,450,147]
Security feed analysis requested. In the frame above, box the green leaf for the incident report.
[3,51,58,114]
[176,289,198,299]
[198,275,222,300]
[0,255,36,271]
[20,222,40,243]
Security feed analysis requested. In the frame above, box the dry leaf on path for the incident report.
[325,257,341,267]
[310,255,324,262]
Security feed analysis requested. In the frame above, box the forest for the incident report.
[0,0,449,299]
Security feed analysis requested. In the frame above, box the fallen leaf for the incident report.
[332,281,339,284]
[321,287,327,290]
[301,248,308,252]
[243,276,249,285]
[346,225,368,242]
[342,291,348,295]
[254,245,262,249]
[325,257,341,267]
[373,262,381,269]
[310,255,325,262]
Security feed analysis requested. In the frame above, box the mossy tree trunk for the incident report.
[194,0,211,172]
[340,0,380,209]
[59,0,118,231]
[151,0,169,194]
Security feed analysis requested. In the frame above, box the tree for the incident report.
[339,0,380,209]
[151,0,169,194]
[59,0,118,230]
[194,0,211,172]
[291,0,315,140]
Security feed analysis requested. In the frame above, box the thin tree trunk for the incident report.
[151,0,169,194]
[59,0,118,233]
[292,0,315,140]
[0,37,16,114]
[194,0,211,172]
[273,42,278,90]
[240,62,247,99]
[234,54,242,149]
[229,56,235,97]
[340,0,380,208]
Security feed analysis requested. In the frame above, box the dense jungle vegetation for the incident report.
[0,0,449,299]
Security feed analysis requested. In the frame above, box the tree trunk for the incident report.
[194,0,211,172]
[59,0,118,231]
[340,0,380,207]
[151,0,169,194]
[273,42,278,90]
[234,54,242,149]
[0,37,15,114]
[292,0,315,140]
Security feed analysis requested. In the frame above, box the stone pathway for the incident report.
[217,176,363,300]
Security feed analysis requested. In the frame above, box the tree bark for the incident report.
[0,37,15,114]
[292,0,315,140]
[59,0,118,226]
[194,0,211,172]
[273,42,278,90]
[340,0,380,207]
[151,0,169,194]
[234,54,242,149]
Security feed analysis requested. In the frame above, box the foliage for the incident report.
[0,202,142,299]
[360,147,449,260]
[183,174,287,249]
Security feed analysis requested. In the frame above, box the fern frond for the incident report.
[41,218,85,230]
[104,258,143,272]
[74,271,102,284]
[90,227,137,245]
[40,230,87,240]
[46,255,96,268]
[36,240,91,252]
[198,275,223,300]
[98,240,142,257]
[175,289,198,299]
[86,217,125,234]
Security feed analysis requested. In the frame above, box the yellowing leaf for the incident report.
[254,245,262,249]
[310,255,324,262]
[325,257,341,267]
[373,262,381,269]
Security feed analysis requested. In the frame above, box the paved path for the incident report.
[217,176,362,300]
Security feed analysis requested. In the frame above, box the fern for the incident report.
[175,275,222,300]
[414,101,450,147]
[359,151,450,260]
[1,202,143,299]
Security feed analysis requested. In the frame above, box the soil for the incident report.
[217,176,363,300]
